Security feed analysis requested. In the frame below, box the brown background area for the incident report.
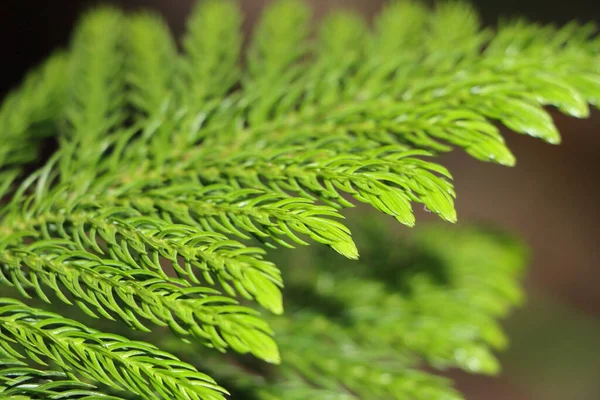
[1,1,599,398]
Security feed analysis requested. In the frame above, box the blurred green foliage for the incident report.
[2,0,600,398]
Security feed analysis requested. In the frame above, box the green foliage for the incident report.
[0,359,122,400]
[0,53,67,173]
[0,299,226,400]
[0,0,597,398]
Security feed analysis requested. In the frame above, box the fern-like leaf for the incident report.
[0,299,227,400]
[0,357,125,400]
[0,0,597,398]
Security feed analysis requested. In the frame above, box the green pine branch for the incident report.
[0,53,68,174]
[0,0,598,398]
[0,357,126,400]
[0,299,227,400]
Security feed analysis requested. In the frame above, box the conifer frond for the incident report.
[61,7,126,174]
[245,0,311,126]
[0,358,124,400]
[0,299,227,400]
[127,183,357,257]
[0,235,278,362]
[0,53,68,172]
[286,224,525,374]
[302,11,368,109]
[127,13,177,119]
[0,0,598,398]
[180,0,242,108]
[187,142,456,225]
[268,314,462,400]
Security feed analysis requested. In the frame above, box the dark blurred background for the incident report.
[1,0,599,399]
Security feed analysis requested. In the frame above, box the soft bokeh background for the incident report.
[1,0,599,398]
